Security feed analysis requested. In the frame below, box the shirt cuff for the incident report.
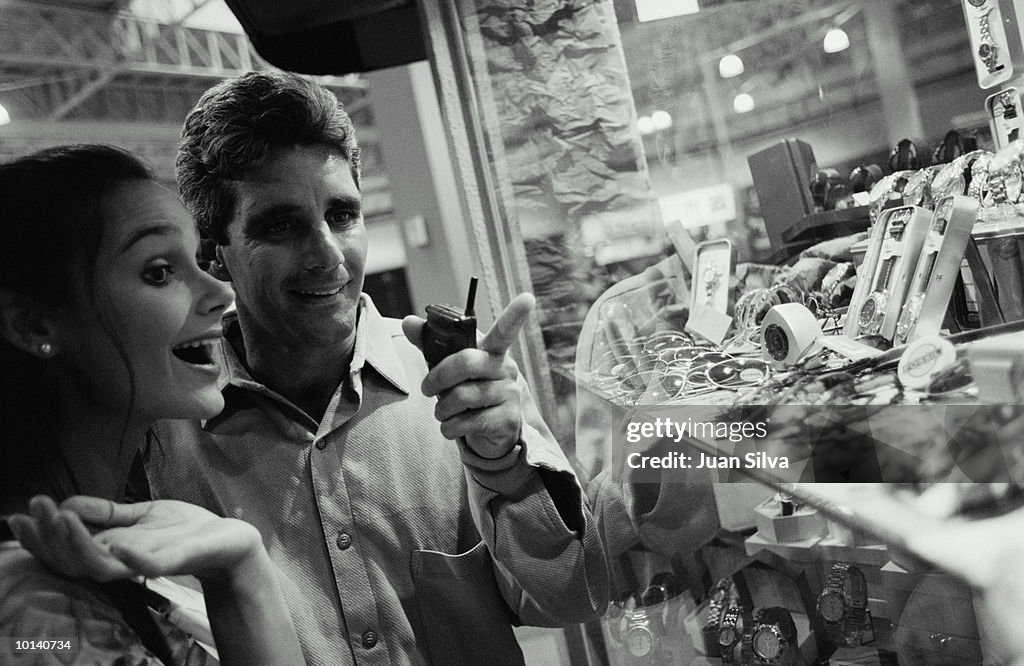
[459,442,537,499]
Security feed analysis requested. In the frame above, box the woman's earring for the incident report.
[39,342,55,357]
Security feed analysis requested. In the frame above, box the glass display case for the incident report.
[416,0,1024,663]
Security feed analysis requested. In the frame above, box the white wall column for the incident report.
[365,61,491,325]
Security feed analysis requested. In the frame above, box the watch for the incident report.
[703,263,722,306]
[989,143,1024,205]
[641,572,680,608]
[751,606,798,666]
[623,607,657,659]
[776,489,797,516]
[967,152,993,202]
[819,262,854,308]
[977,6,1000,74]
[718,604,751,664]
[894,292,924,343]
[857,289,888,336]
[817,562,869,647]
[703,577,736,658]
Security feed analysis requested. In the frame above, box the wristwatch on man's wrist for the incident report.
[817,562,868,647]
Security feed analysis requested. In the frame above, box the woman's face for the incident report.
[54,180,234,421]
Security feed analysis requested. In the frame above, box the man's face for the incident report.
[217,144,366,355]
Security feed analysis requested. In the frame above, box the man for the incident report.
[146,70,608,664]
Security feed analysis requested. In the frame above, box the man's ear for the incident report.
[209,244,232,282]
[0,289,63,358]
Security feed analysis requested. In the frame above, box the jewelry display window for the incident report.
[418,0,1024,664]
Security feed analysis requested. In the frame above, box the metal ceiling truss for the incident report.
[0,0,365,119]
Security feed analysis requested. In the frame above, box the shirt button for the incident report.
[336,532,352,550]
[361,630,378,648]
[315,439,327,450]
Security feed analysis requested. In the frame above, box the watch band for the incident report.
[978,7,1000,73]
[703,577,736,657]
[703,263,722,306]
[744,607,763,665]
[819,562,868,647]
[968,152,993,203]
[819,262,854,308]
[718,604,751,664]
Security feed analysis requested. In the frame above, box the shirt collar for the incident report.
[349,294,410,394]
[217,294,410,395]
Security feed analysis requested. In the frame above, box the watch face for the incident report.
[625,628,653,657]
[968,0,987,7]
[718,626,737,647]
[819,592,846,622]
[753,628,782,659]
[858,292,886,333]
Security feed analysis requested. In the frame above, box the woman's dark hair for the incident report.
[0,145,153,506]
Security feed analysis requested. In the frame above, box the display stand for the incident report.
[782,206,872,248]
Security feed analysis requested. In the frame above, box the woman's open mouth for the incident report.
[172,339,217,365]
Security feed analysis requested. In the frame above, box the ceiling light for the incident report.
[733,94,755,114]
[0,103,9,127]
[637,115,656,135]
[651,110,673,131]
[635,0,699,22]
[718,54,745,79]
[823,27,850,53]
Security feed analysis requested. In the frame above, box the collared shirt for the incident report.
[146,295,607,665]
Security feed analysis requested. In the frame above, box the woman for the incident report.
[0,144,302,665]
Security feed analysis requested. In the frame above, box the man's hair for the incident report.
[176,70,362,245]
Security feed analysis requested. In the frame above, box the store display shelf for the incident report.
[783,206,871,245]
[744,532,825,562]
[816,536,891,568]
[744,531,890,568]
[877,562,975,600]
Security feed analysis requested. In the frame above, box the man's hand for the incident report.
[9,494,264,584]
[403,293,535,460]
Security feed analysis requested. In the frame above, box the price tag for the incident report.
[819,335,883,361]
[685,303,733,346]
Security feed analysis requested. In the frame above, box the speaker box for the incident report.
[747,139,818,255]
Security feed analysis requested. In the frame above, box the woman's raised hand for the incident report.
[11,495,304,664]
[10,494,264,584]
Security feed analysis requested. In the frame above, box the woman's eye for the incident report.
[142,265,174,285]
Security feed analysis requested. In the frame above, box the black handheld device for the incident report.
[421,277,478,368]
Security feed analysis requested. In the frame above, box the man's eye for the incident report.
[327,210,360,228]
[142,265,174,285]
[265,219,296,236]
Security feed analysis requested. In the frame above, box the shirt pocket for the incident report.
[410,541,525,665]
